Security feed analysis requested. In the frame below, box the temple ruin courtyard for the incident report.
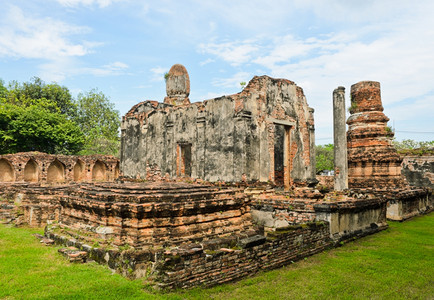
[0,65,432,293]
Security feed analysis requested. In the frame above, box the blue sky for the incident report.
[1,0,433,144]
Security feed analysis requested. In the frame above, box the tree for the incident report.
[0,77,120,156]
[75,89,120,156]
[0,79,7,99]
[0,102,84,154]
[316,144,334,174]
[3,77,77,119]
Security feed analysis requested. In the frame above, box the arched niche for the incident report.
[92,160,107,181]
[114,161,120,179]
[73,160,85,182]
[47,159,65,183]
[24,159,39,182]
[0,158,15,182]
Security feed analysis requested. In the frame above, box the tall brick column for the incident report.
[346,81,404,188]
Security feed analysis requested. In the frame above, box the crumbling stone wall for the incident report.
[121,65,316,188]
[0,152,119,183]
[151,222,331,289]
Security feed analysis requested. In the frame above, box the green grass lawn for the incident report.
[1,213,433,299]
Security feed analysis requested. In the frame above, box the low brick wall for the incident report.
[250,189,389,242]
[314,198,388,241]
[47,221,332,289]
[0,183,65,226]
[153,222,331,289]
[250,188,322,228]
[381,188,431,221]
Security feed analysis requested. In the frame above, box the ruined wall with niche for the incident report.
[121,64,316,188]
[0,152,119,183]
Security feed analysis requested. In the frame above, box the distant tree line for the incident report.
[393,139,434,156]
[0,77,120,156]
[315,139,434,174]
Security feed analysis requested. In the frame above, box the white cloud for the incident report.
[103,61,129,71]
[84,61,129,76]
[199,58,215,66]
[195,1,434,142]
[150,66,168,82]
[38,59,130,82]
[0,5,90,60]
[199,40,259,67]
[0,5,131,82]
[212,71,251,89]
[56,0,124,8]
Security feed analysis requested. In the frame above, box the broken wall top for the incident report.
[123,75,313,126]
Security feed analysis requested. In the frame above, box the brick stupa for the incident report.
[346,81,405,188]
[164,64,191,106]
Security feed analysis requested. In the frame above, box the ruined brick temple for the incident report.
[121,64,316,188]
[0,65,432,289]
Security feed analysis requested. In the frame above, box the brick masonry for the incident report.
[0,152,119,183]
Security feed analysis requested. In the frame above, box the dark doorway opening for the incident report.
[178,143,192,177]
[274,124,291,190]
[274,124,285,186]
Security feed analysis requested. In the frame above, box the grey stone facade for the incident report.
[121,65,316,187]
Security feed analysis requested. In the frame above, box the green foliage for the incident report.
[348,101,358,113]
[393,139,434,156]
[164,72,170,81]
[315,144,334,174]
[0,77,120,156]
[3,77,77,119]
[0,79,7,99]
[0,103,84,154]
[240,81,246,89]
[76,89,120,156]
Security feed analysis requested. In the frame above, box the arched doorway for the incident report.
[92,160,107,181]
[73,160,85,182]
[24,159,39,182]
[0,158,14,182]
[47,160,65,183]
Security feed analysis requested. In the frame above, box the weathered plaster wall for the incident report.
[314,198,388,240]
[401,155,434,189]
[121,74,316,187]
